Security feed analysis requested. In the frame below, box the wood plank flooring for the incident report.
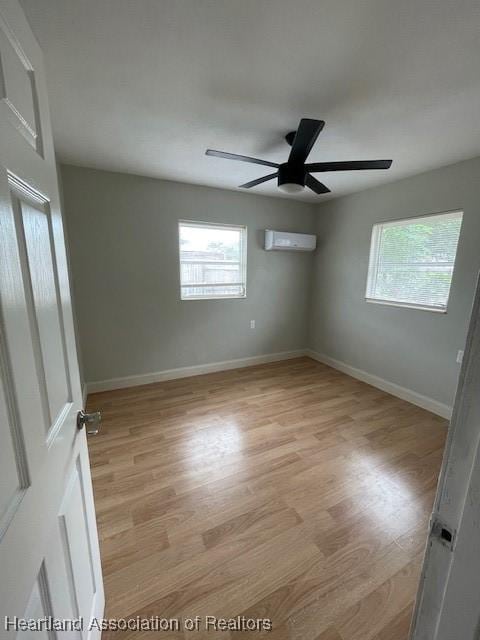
[86,357,447,640]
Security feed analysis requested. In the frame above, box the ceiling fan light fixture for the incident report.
[278,182,305,194]
[277,162,306,194]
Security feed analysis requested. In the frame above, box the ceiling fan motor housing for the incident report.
[278,162,306,188]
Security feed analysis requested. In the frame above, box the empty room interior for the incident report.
[2,0,480,639]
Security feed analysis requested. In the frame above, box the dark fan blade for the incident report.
[306,175,331,194]
[306,159,392,172]
[206,149,279,168]
[239,172,278,189]
[288,119,325,165]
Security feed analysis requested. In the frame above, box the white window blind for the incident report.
[179,221,247,300]
[366,211,463,312]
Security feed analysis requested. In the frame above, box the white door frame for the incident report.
[411,272,480,639]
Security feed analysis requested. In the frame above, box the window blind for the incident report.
[366,211,463,312]
[179,221,247,300]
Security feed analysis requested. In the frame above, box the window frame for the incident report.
[178,219,248,301]
[365,210,463,313]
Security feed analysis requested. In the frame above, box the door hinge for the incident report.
[430,517,456,551]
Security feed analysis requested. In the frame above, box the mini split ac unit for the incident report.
[264,229,317,252]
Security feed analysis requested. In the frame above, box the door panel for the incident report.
[0,9,42,154]
[10,176,71,432]
[0,376,20,521]
[16,565,54,640]
[0,0,104,635]
[0,352,28,536]
[59,459,98,638]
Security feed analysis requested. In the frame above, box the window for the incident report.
[179,221,247,300]
[366,211,463,312]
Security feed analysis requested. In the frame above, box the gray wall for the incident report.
[309,156,480,407]
[61,164,316,384]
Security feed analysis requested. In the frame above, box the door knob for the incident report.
[77,410,101,435]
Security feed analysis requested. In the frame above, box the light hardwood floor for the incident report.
[87,357,447,640]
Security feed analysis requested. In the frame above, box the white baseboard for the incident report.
[84,347,453,420]
[86,349,307,394]
[306,349,452,420]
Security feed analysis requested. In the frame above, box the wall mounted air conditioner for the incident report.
[264,229,317,252]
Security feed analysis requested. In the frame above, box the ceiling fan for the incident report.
[205,118,392,195]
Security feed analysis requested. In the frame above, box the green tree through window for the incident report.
[366,212,463,311]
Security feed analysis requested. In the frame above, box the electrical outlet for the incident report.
[456,350,464,364]
[250,320,255,329]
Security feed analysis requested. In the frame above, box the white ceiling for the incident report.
[20,0,480,202]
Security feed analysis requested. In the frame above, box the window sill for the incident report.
[181,294,247,301]
[365,298,447,313]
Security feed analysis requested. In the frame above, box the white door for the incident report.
[0,1,104,638]
[411,274,480,640]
